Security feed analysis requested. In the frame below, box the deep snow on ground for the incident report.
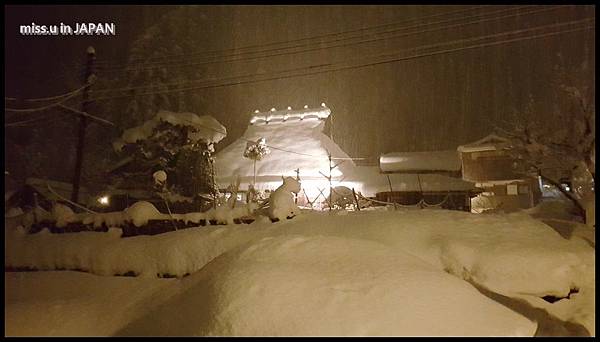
[5,208,595,336]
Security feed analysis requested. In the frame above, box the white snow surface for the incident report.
[5,209,595,336]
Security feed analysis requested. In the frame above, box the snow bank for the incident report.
[5,209,594,334]
[116,235,535,336]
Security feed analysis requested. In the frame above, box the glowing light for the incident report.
[304,105,308,109]
[300,115,305,120]
[270,108,276,112]
[287,106,292,110]
[250,117,257,124]
[321,102,326,107]
[283,114,289,121]
[97,195,110,206]
[254,110,260,113]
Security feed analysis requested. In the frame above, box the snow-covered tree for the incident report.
[243,137,271,185]
[497,55,594,219]
[112,110,226,206]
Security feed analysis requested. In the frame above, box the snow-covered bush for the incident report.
[111,110,226,203]
[243,137,271,186]
[52,203,76,228]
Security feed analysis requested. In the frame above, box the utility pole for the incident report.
[71,46,96,204]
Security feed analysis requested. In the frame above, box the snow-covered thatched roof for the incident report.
[457,134,511,153]
[214,106,354,191]
[379,150,461,173]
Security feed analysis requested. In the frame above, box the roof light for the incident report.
[254,109,260,113]
[287,106,292,110]
[270,108,276,112]
[304,105,308,109]
[321,102,326,107]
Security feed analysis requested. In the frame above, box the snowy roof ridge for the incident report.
[457,133,511,153]
[249,106,331,125]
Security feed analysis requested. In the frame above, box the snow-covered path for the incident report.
[4,209,595,336]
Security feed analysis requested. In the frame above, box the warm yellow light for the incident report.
[98,195,110,206]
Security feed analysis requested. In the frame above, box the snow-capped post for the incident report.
[71,46,96,204]
[243,137,271,186]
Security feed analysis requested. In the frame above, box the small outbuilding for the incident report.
[457,134,542,212]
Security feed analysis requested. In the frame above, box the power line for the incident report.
[92,5,494,67]
[95,5,551,74]
[5,82,92,113]
[86,13,582,98]
[5,112,71,127]
[5,83,91,103]
[75,17,594,104]
[57,104,115,126]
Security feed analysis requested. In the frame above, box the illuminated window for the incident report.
[507,184,518,195]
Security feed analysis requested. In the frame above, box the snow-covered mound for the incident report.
[116,235,535,336]
[5,209,595,335]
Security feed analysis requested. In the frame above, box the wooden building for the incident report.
[457,134,542,212]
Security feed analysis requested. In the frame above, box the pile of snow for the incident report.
[5,209,595,336]
[267,177,301,221]
[116,235,535,336]
[113,110,226,152]
[52,203,76,227]
[125,201,164,227]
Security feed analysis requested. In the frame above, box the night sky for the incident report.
[4,5,595,185]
